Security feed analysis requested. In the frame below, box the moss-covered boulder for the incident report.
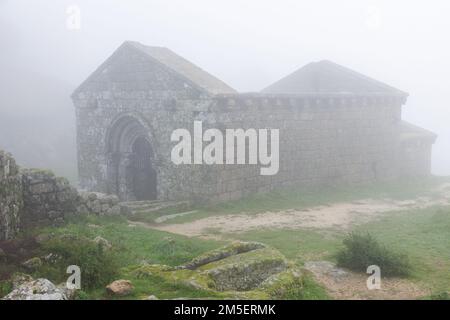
[180,241,267,270]
[200,247,287,291]
[127,241,307,300]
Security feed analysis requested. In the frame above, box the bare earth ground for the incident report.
[145,183,450,237]
[304,261,428,300]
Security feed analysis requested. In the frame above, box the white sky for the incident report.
[1,0,449,174]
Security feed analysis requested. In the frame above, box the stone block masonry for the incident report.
[21,169,81,227]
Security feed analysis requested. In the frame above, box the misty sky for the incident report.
[1,0,449,174]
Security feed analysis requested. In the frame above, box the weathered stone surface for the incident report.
[93,236,112,250]
[106,280,134,296]
[304,261,349,282]
[11,273,34,289]
[130,242,303,299]
[42,253,62,264]
[2,278,67,300]
[202,248,287,291]
[56,283,77,300]
[181,241,266,270]
[0,150,23,240]
[22,257,43,271]
[0,150,126,240]
[78,191,121,216]
[21,169,80,227]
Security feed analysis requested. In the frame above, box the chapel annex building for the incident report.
[72,41,437,202]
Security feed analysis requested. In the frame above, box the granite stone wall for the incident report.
[71,42,407,203]
[0,151,23,240]
[74,91,403,202]
[21,169,80,227]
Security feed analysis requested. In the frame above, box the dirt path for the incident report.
[304,261,428,300]
[145,183,450,237]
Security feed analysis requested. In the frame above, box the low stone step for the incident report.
[120,200,165,208]
[153,210,198,223]
[119,200,191,215]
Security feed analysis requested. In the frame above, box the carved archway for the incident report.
[106,115,157,201]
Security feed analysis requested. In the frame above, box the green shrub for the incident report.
[74,290,90,300]
[39,236,119,290]
[336,232,412,277]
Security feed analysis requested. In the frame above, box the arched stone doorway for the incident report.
[106,115,157,201]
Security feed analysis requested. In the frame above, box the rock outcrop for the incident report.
[106,280,134,296]
[0,150,23,240]
[131,241,304,299]
[2,278,67,300]
[78,192,121,216]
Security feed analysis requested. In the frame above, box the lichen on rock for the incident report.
[180,240,267,270]
[2,277,67,300]
[127,241,305,300]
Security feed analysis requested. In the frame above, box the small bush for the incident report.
[39,236,119,290]
[336,232,412,277]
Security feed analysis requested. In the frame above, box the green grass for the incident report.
[162,176,450,224]
[353,205,450,292]
[25,215,225,299]
[300,274,330,300]
[10,214,331,300]
[41,215,223,268]
[222,229,342,264]
[5,176,450,299]
[226,205,450,295]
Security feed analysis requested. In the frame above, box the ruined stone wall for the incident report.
[0,151,121,239]
[21,169,81,227]
[20,169,121,226]
[0,151,23,240]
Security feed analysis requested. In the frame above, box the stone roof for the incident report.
[400,121,437,143]
[262,60,408,97]
[127,41,236,95]
[73,41,236,97]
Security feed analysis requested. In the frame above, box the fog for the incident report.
[1,0,449,177]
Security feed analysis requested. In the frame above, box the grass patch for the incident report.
[223,229,342,264]
[336,232,412,277]
[42,215,223,267]
[36,236,120,290]
[0,280,12,298]
[353,205,450,291]
[267,272,329,300]
[429,291,450,300]
[221,204,450,295]
[27,215,224,299]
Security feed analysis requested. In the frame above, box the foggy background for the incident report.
[1,0,449,181]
